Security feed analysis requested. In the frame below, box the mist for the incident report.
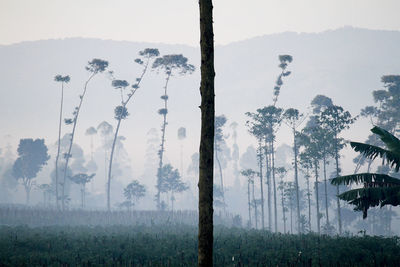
[1,10,400,265]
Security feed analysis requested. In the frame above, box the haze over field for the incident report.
[1,1,400,265]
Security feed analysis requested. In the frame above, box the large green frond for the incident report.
[350,142,400,171]
[371,126,400,153]
[331,173,400,186]
[338,186,400,218]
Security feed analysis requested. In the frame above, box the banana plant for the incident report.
[331,126,400,219]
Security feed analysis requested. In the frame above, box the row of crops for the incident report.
[0,206,238,227]
[1,224,399,266]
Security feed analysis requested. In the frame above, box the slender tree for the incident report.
[107,49,159,211]
[320,105,356,234]
[299,154,313,233]
[62,59,108,211]
[158,164,188,211]
[245,115,266,230]
[214,115,228,210]
[299,128,323,234]
[153,54,195,209]
[309,95,334,228]
[276,167,288,233]
[198,0,215,264]
[54,74,70,210]
[283,108,305,233]
[69,173,95,208]
[230,122,240,188]
[241,169,256,228]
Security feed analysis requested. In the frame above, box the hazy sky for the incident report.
[1,0,400,46]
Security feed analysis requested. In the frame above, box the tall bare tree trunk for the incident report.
[62,73,96,211]
[257,140,264,229]
[198,0,215,265]
[314,161,321,234]
[323,156,330,226]
[55,82,64,210]
[334,133,342,235]
[215,147,225,212]
[107,118,121,211]
[157,73,171,209]
[293,129,301,233]
[271,140,278,232]
[248,180,252,228]
[265,143,272,231]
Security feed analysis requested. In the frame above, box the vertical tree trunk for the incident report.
[314,161,321,234]
[306,169,312,232]
[323,156,330,226]
[280,182,286,233]
[271,140,278,233]
[264,143,272,231]
[198,0,215,265]
[62,73,96,211]
[215,147,225,211]
[107,118,122,211]
[55,82,64,210]
[248,180,252,228]
[24,183,30,205]
[157,73,171,209]
[257,140,264,230]
[334,133,342,235]
[293,129,301,233]
[252,181,258,229]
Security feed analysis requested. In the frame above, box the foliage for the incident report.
[12,139,50,181]
[69,173,95,185]
[123,180,146,207]
[152,54,195,75]
[0,225,399,266]
[158,164,188,195]
[331,126,400,218]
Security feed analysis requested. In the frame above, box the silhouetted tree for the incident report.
[214,115,228,210]
[283,108,305,233]
[12,139,50,204]
[62,58,108,211]
[320,105,356,234]
[241,169,256,228]
[158,164,188,211]
[123,180,146,211]
[153,54,195,209]
[54,74,70,210]
[69,173,95,208]
[107,48,159,211]
[276,167,288,233]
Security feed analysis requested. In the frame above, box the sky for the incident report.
[1,0,400,46]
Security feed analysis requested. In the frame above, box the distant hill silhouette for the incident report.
[1,27,399,179]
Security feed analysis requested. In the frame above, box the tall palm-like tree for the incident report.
[54,74,70,210]
[331,126,400,218]
[107,48,159,211]
[153,54,195,209]
[62,59,108,211]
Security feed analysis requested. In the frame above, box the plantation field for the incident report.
[0,225,399,266]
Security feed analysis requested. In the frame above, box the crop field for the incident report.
[0,224,399,266]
